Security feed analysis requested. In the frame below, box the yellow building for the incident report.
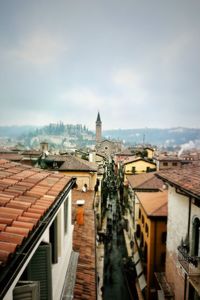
[59,155,97,190]
[123,157,156,175]
[134,191,168,300]
[144,147,155,159]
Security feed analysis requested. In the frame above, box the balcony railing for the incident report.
[177,245,200,275]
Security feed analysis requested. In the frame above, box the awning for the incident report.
[135,260,143,277]
[138,273,147,291]
[134,251,140,264]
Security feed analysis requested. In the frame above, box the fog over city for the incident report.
[0,0,200,129]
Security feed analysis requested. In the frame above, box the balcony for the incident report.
[177,245,200,275]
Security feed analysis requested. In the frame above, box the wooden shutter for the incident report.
[27,243,52,300]
[13,281,40,300]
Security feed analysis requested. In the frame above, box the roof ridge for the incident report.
[150,200,167,216]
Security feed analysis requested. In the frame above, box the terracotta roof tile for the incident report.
[17,216,38,225]
[0,250,10,264]
[156,165,200,198]
[127,172,163,190]
[5,226,30,237]
[136,191,168,217]
[0,242,17,253]
[0,217,13,225]
[0,224,7,231]
[6,200,32,210]
[72,190,96,300]
[0,159,72,268]
[12,221,34,230]
[0,232,24,245]
[59,155,97,172]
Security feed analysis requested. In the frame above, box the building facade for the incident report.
[156,166,200,300]
[0,159,76,300]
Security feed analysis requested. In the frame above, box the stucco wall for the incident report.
[4,192,73,300]
[166,186,189,300]
[60,171,97,191]
[125,160,156,174]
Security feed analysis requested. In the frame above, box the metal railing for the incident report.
[177,245,200,275]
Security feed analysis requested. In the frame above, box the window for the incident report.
[132,166,136,174]
[172,162,177,166]
[142,215,144,225]
[191,217,200,256]
[161,232,167,244]
[64,197,68,233]
[139,209,141,219]
[136,224,141,238]
[145,224,149,236]
[163,162,168,166]
[160,252,166,265]
[26,242,52,299]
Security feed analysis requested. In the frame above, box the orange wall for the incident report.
[138,205,167,300]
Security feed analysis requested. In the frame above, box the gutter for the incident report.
[155,174,200,201]
[0,177,77,299]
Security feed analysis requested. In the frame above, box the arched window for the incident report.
[191,217,200,257]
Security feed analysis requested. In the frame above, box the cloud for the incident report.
[111,68,148,104]
[8,32,68,65]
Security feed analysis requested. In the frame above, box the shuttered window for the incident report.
[13,281,40,300]
[27,243,52,300]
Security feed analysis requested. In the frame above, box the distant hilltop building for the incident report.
[96,112,102,143]
[95,112,122,157]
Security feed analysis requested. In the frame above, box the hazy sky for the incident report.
[0,0,200,130]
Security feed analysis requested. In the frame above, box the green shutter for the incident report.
[13,281,40,300]
[27,243,52,300]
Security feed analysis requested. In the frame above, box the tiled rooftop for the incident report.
[136,191,168,217]
[72,190,96,300]
[156,164,200,198]
[59,155,97,172]
[0,153,23,162]
[126,172,163,190]
[0,159,72,267]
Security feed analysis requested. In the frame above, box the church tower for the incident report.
[96,112,102,143]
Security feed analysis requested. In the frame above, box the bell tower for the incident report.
[96,112,102,143]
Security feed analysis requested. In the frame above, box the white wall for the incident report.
[3,191,73,300]
[167,186,189,253]
[52,192,73,300]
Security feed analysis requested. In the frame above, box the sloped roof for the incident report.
[115,148,133,156]
[72,190,96,300]
[96,112,101,123]
[21,150,42,156]
[0,153,23,162]
[126,172,163,190]
[44,154,67,162]
[0,159,73,268]
[137,191,168,217]
[123,156,156,166]
[155,155,183,162]
[156,165,200,199]
[59,155,97,172]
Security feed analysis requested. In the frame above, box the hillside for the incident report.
[103,127,200,147]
